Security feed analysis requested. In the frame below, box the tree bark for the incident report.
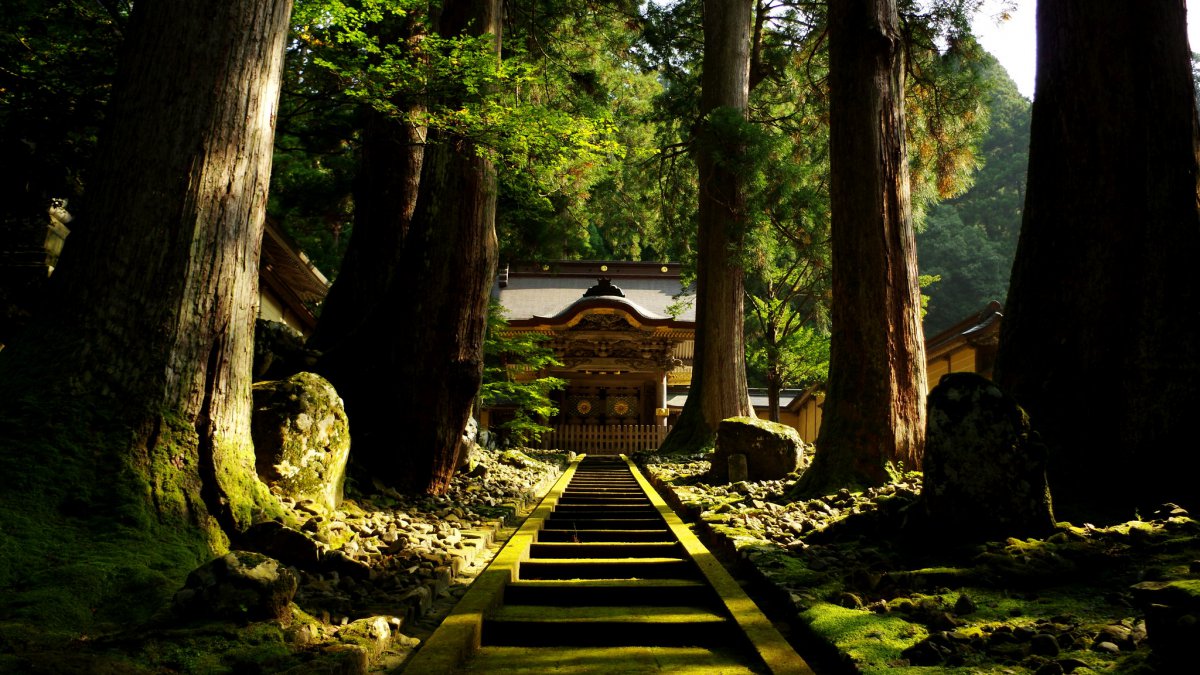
[794,0,927,495]
[660,0,754,453]
[307,109,424,353]
[994,1,1200,516]
[0,0,293,537]
[343,0,500,494]
[307,14,426,355]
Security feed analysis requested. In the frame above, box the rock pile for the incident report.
[270,446,566,627]
[639,452,1200,674]
[163,444,565,673]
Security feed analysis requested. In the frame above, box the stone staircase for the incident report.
[464,456,768,672]
[404,454,813,674]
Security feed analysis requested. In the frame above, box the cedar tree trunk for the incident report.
[306,109,424,353]
[660,0,754,453]
[308,15,426,354]
[994,1,1200,516]
[0,0,293,538]
[345,0,500,494]
[794,0,927,495]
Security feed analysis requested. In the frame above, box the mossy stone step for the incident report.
[546,517,665,530]
[505,578,718,607]
[460,645,763,674]
[519,557,695,580]
[529,541,680,559]
[538,528,673,543]
[563,489,642,495]
[482,605,732,647]
[559,492,652,502]
[556,503,657,512]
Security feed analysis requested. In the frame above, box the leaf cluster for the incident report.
[917,53,1030,333]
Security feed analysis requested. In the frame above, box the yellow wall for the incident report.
[752,408,802,430]
[927,346,978,387]
[793,396,823,445]
[258,289,310,338]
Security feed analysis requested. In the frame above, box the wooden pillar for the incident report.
[657,371,669,427]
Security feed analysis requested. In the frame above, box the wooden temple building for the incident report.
[257,222,330,337]
[485,261,696,453]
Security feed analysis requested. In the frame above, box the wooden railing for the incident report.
[542,424,671,455]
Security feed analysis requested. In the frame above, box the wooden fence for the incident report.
[542,424,671,455]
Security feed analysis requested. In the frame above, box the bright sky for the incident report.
[971,0,1200,99]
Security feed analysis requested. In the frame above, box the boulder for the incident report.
[1131,580,1200,666]
[708,416,807,483]
[337,615,397,661]
[252,372,351,511]
[242,520,324,571]
[172,551,297,622]
[921,373,1055,541]
[457,419,485,475]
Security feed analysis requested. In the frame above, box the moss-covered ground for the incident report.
[640,453,1199,674]
[0,366,566,675]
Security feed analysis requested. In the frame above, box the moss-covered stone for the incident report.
[921,373,1055,541]
[708,416,806,483]
[252,373,350,511]
[336,615,395,661]
[171,551,298,623]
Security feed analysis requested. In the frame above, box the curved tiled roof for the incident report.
[493,261,696,326]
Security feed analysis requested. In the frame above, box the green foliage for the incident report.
[268,9,361,278]
[480,300,565,445]
[638,0,992,402]
[293,0,640,265]
[496,1,667,262]
[901,6,992,223]
[918,54,1030,333]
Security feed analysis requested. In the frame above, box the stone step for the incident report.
[528,541,681,559]
[552,499,657,509]
[537,528,673,543]
[518,557,695,580]
[504,578,717,607]
[546,516,665,529]
[482,605,732,647]
[559,493,648,500]
[460,645,761,674]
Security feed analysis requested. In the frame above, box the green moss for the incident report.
[0,375,236,649]
[753,551,831,590]
[800,603,927,673]
[130,621,301,674]
[721,416,801,442]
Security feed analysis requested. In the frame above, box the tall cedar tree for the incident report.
[0,0,293,536]
[794,0,927,495]
[321,0,500,494]
[659,0,754,453]
[994,1,1200,516]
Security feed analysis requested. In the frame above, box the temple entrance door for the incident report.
[563,384,641,425]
